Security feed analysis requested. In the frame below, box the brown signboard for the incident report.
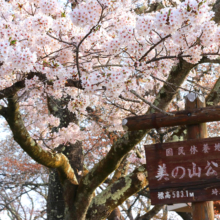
[145,137,220,205]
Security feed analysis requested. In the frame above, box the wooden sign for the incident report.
[122,105,220,131]
[145,136,220,205]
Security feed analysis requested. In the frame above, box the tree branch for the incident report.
[130,90,174,116]
[1,94,78,185]
[206,77,220,106]
[213,0,220,25]
[86,166,148,220]
[0,71,83,100]
[136,205,164,220]
[176,212,192,220]
[139,34,171,62]
[72,58,200,220]
[75,0,107,79]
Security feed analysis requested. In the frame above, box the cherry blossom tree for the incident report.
[2,0,220,219]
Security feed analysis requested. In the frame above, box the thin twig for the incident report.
[187,79,211,91]
[130,90,174,116]
[151,75,203,95]
[39,45,73,60]
[139,34,171,62]
[93,64,122,69]
[46,32,76,47]
[119,94,141,103]
[75,0,107,79]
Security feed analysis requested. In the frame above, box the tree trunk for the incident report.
[46,96,84,220]
[47,169,65,220]
[47,141,83,220]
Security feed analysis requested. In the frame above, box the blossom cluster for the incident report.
[0,0,220,150]
[39,0,61,15]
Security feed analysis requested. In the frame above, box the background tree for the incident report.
[1,0,220,219]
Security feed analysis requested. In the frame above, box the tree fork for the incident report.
[185,94,214,220]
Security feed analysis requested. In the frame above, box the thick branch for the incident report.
[73,59,199,220]
[108,156,130,186]
[0,59,218,101]
[86,167,148,220]
[206,77,220,106]
[176,212,192,220]
[213,0,220,25]
[74,129,148,219]
[130,90,174,116]
[151,59,195,112]
[0,71,82,100]
[136,205,164,220]
[1,94,78,185]
[108,207,124,220]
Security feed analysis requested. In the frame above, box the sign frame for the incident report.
[145,136,220,205]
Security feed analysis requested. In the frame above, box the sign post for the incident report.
[186,94,214,220]
[145,135,220,205]
[143,93,218,219]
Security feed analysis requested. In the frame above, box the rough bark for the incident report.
[213,0,220,24]
[136,205,164,220]
[108,156,130,185]
[108,207,124,220]
[47,169,66,220]
[72,58,200,220]
[0,95,78,185]
[86,167,148,220]
[150,59,195,113]
[47,141,83,220]
[107,157,130,219]
[46,96,84,220]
